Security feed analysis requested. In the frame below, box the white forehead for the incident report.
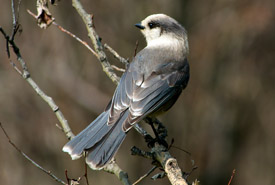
[141,14,172,24]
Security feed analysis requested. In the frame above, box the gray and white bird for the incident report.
[63,14,190,169]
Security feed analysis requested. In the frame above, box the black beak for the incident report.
[135,23,145,30]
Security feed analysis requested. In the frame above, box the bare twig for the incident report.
[170,145,191,156]
[28,77,74,139]
[0,122,67,185]
[228,169,236,185]
[84,162,90,185]
[28,9,99,58]
[16,0,22,21]
[9,60,23,75]
[72,0,120,84]
[0,3,75,183]
[1,18,74,140]
[65,170,70,185]
[104,43,129,65]
[111,65,126,72]
[132,166,157,185]
[11,0,17,36]
[53,21,99,58]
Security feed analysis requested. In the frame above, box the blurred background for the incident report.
[0,0,274,185]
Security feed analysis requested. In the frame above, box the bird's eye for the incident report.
[148,22,158,29]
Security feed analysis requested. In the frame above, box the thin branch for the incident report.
[111,65,126,72]
[65,170,70,185]
[28,9,99,58]
[10,0,21,41]
[10,59,23,75]
[16,0,22,21]
[72,0,120,84]
[53,21,99,58]
[228,169,236,185]
[26,77,74,139]
[0,27,74,140]
[11,0,17,32]
[104,43,129,65]
[132,166,157,185]
[170,145,191,156]
[0,122,67,185]
[84,162,90,185]
[1,7,75,182]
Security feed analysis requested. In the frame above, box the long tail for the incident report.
[62,110,127,169]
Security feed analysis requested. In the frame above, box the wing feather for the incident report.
[107,57,189,132]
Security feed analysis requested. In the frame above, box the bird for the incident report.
[62,13,190,169]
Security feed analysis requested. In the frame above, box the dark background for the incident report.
[0,0,274,185]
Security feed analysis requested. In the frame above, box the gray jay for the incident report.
[63,14,190,169]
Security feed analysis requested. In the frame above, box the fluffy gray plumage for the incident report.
[63,14,190,169]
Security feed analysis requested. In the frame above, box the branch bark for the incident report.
[103,160,131,185]
[153,144,188,185]
[0,26,74,140]
[72,0,120,84]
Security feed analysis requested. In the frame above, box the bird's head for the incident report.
[135,14,188,51]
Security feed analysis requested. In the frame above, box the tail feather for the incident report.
[86,111,128,169]
[62,112,111,159]
[62,110,127,169]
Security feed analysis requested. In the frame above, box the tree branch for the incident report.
[0,25,74,140]
[103,160,131,185]
[228,169,236,185]
[0,122,67,185]
[104,43,129,65]
[133,120,191,185]
[132,166,157,185]
[72,0,120,84]
[153,144,188,185]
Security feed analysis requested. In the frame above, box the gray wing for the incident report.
[108,57,189,132]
